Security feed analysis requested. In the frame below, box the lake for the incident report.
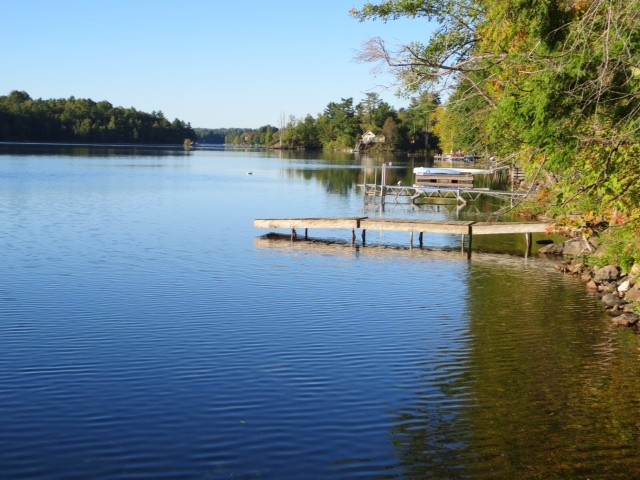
[1,144,639,479]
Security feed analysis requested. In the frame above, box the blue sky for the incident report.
[1,1,435,128]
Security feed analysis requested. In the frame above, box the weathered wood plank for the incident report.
[254,217,366,230]
[360,218,473,234]
[472,222,550,235]
[255,218,551,236]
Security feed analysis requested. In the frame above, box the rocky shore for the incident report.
[540,241,640,332]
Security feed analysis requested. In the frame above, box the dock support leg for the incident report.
[525,232,532,257]
[410,231,414,249]
[362,229,366,246]
[352,229,356,245]
[305,228,308,240]
[291,228,297,241]
[419,232,423,248]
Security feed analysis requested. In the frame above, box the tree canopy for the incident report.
[0,91,196,145]
[351,0,640,267]
[201,93,439,153]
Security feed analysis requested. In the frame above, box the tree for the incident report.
[351,0,640,265]
[398,92,440,150]
[323,97,360,148]
[382,116,399,147]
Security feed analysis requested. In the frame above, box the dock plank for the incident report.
[254,217,366,230]
[472,222,550,235]
[360,218,473,234]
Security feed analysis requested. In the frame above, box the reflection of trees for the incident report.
[0,144,190,160]
[286,167,361,196]
[278,152,413,196]
[389,260,640,478]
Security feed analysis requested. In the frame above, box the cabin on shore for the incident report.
[354,131,386,152]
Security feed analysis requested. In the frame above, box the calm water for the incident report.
[1,145,639,479]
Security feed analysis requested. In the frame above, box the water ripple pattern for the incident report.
[1,147,639,479]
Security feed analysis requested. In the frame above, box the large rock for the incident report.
[586,279,598,291]
[611,313,640,327]
[593,265,620,283]
[600,292,626,308]
[562,237,591,257]
[618,280,631,293]
[538,243,564,255]
[624,284,640,302]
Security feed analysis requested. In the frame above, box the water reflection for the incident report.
[2,145,639,479]
[391,257,640,478]
[0,142,192,158]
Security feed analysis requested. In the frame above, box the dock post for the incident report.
[352,229,356,245]
[410,231,414,249]
[305,228,308,240]
[362,229,366,246]
[525,232,532,257]
[466,225,473,259]
[291,228,297,241]
[419,232,423,248]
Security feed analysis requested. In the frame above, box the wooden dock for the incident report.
[357,184,526,205]
[254,217,551,258]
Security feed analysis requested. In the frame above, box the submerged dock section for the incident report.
[254,217,550,258]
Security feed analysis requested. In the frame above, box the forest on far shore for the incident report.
[195,92,440,153]
[1,90,435,153]
[0,90,196,145]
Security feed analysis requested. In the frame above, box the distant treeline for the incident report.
[195,93,441,152]
[0,90,196,145]
[194,126,278,145]
[1,90,440,152]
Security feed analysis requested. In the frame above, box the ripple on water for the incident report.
[1,151,640,479]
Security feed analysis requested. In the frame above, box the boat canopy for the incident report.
[413,167,493,175]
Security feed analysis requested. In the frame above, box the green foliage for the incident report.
[0,91,195,145]
[353,0,640,263]
[590,225,640,272]
[194,125,278,146]
[258,94,438,152]
[351,0,485,95]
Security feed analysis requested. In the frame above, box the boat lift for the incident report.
[357,165,524,206]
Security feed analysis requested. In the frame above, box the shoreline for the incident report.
[550,256,640,332]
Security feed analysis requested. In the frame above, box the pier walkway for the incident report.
[254,217,551,258]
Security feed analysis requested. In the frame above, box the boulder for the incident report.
[581,271,594,283]
[586,279,598,291]
[611,313,640,328]
[538,243,564,255]
[618,280,631,293]
[623,284,640,303]
[593,265,620,283]
[600,293,626,308]
[562,237,590,257]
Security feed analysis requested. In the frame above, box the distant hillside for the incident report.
[0,90,196,144]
